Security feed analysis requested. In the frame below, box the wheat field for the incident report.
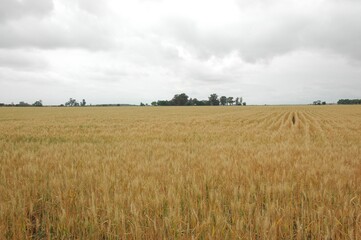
[0,106,360,239]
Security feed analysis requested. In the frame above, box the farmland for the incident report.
[0,106,360,239]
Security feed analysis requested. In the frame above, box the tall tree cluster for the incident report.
[64,98,86,107]
[338,99,361,104]
[153,93,245,106]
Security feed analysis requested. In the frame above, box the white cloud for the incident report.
[0,0,360,105]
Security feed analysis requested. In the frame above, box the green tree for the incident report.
[220,96,227,105]
[18,101,30,106]
[32,100,43,107]
[172,93,189,106]
[227,97,234,105]
[65,98,78,107]
[187,98,193,106]
[194,99,208,106]
[337,99,361,104]
[157,100,171,106]
[208,93,219,106]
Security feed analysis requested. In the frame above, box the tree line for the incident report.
[0,98,87,107]
[150,93,246,106]
[313,100,326,105]
[61,98,86,107]
[0,100,43,107]
[337,99,361,105]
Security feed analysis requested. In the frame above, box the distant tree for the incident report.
[337,99,361,104]
[152,93,244,106]
[227,97,234,105]
[81,99,86,106]
[18,101,30,106]
[243,102,246,106]
[235,97,239,105]
[172,93,189,106]
[220,96,227,106]
[65,98,79,107]
[201,100,210,106]
[322,101,326,105]
[208,93,219,106]
[313,100,322,105]
[157,100,171,106]
[194,99,208,106]
[32,100,43,107]
[140,102,145,106]
[187,98,193,106]
[188,98,202,106]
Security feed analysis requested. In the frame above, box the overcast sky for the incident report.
[0,0,360,105]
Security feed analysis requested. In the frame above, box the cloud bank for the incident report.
[0,0,360,104]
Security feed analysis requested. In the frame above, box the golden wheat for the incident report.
[0,106,360,239]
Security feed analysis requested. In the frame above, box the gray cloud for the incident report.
[157,0,361,62]
[76,0,109,16]
[0,0,361,105]
[1,0,360,61]
[0,0,116,50]
[0,18,116,50]
[0,0,53,22]
[0,49,48,70]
